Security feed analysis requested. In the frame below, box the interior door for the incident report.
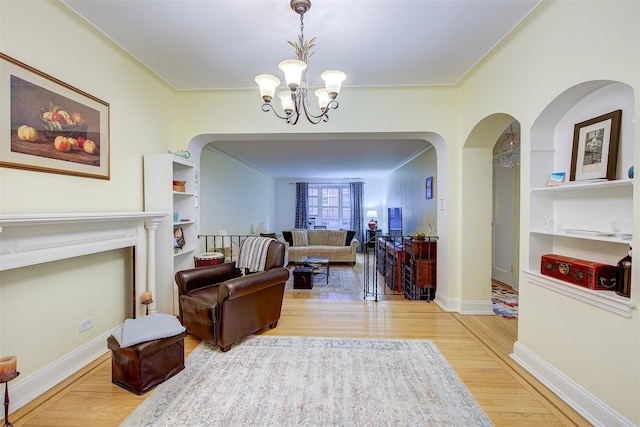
[492,164,515,287]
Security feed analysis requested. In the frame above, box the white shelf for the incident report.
[174,247,196,258]
[171,155,193,168]
[174,220,195,226]
[523,269,635,318]
[530,179,633,193]
[530,229,631,245]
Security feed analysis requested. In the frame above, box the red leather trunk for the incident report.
[541,254,616,290]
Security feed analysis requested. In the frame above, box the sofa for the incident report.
[174,239,289,352]
[282,229,358,265]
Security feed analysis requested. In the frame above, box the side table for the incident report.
[366,229,381,252]
[0,371,19,427]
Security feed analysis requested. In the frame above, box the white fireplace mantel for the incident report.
[0,212,168,413]
[0,212,167,316]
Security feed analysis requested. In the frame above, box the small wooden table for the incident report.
[294,256,330,284]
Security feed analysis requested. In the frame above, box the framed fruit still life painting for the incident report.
[0,53,110,179]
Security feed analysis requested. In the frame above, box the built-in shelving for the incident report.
[527,82,635,317]
[144,154,197,314]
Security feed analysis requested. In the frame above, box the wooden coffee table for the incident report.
[294,256,330,284]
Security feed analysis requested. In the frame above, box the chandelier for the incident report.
[254,0,347,125]
[497,123,520,168]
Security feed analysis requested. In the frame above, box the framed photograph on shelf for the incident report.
[0,53,110,179]
[570,109,621,181]
[547,171,566,187]
[425,176,433,199]
[173,228,185,252]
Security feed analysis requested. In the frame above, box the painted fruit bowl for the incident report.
[40,111,88,142]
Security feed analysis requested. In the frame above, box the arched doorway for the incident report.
[186,131,453,308]
[460,114,520,313]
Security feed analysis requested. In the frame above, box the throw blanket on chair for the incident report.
[237,236,274,274]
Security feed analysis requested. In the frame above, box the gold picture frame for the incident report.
[0,53,110,179]
[570,110,621,181]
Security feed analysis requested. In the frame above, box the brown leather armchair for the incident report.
[175,239,289,352]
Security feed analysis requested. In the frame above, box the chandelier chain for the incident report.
[300,12,304,42]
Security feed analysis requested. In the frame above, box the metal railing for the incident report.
[199,233,437,303]
[363,234,438,302]
[198,234,252,263]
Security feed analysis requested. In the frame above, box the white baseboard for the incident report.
[435,295,460,312]
[434,295,494,315]
[511,341,635,427]
[460,299,494,315]
[434,295,452,311]
[9,327,118,415]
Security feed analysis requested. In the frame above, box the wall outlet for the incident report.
[79,317,94,333]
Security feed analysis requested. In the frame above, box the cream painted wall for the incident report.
[457,0,639,423]
[0,250,129,377]
[0,0,176,400]
[461,147,493,303]
[385,147,438,237]
[362,176,388,232]
[199,146,275,235]
[174,86,459,139]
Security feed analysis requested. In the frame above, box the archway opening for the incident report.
[186,131,452,307]
[461,113,520,315]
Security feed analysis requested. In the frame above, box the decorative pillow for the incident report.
[291,230,309,247]
[282,231,293,246]
[307,229,329,246]
[328,229,348,246]
[342,230,357,246]
[260,233,277,239]
[112,313,186,348]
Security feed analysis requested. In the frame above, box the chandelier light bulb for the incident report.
[278,91,295,114]
[278,59,307,90]
[321,70,347,99]
[314,88,331,110]
[254,74,281,102]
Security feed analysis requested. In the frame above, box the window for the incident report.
[308,184,351,229]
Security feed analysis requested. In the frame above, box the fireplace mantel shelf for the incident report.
[0,212,166,227]
[0,212,167,272]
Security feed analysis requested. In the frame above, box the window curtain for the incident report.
[294,182,309,229]
[350,182,364,252]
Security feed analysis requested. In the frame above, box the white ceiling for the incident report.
[61,0,540,178]
[210,137,432,178]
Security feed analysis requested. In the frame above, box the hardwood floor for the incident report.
[11,261,590,426]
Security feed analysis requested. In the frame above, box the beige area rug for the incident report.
[285,265,359,294]
[121,336,493,426]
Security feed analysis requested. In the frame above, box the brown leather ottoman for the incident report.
[107,331,187,394]
[293,266,314,289]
